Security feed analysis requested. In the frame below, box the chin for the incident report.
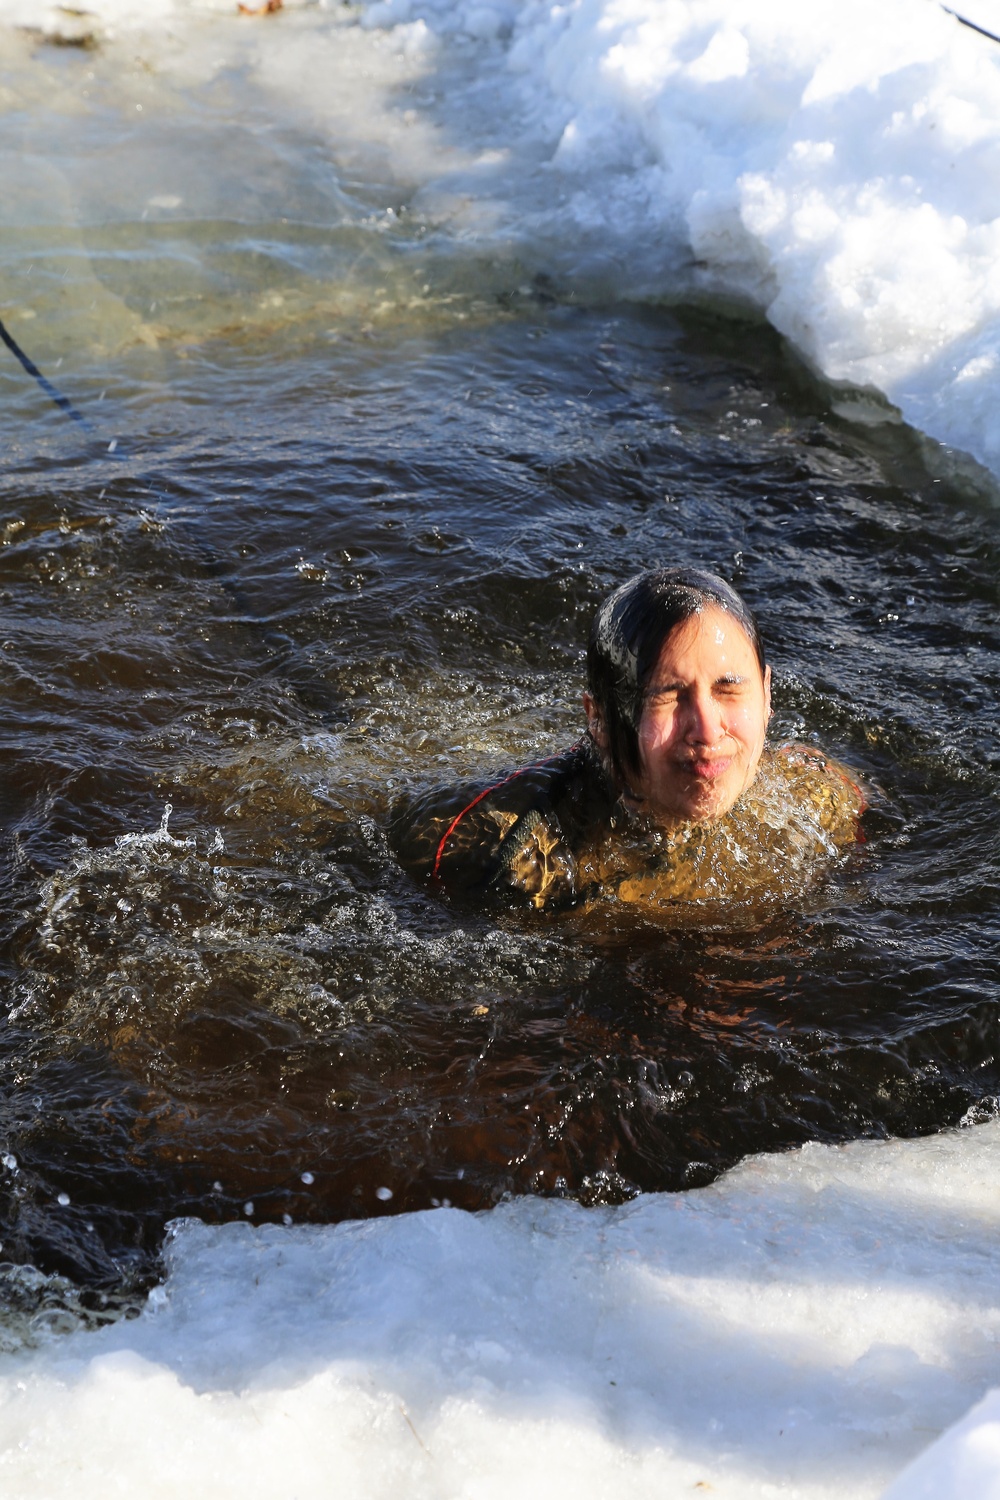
[642,768,747,826]
[674,783,739,823]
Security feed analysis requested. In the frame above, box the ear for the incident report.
[583,690,608,751]
[763,664,772,723]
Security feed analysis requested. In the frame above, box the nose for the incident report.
[683,686,724,747]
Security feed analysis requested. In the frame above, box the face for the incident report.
[586,604,771,825]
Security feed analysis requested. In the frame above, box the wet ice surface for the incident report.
[3,1124,1000,1498]
[0,3,998,1497]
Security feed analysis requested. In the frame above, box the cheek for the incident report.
[728,700,766,749]
[637,712,677,765]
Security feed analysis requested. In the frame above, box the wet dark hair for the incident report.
[586,567,767,789]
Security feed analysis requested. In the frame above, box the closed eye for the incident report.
[647,675,749,702]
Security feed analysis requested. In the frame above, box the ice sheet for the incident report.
[2,1124,1000,1497]
[4,0,1000,475]
[361,0,1000,476]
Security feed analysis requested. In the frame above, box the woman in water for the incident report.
[394,567,864,913]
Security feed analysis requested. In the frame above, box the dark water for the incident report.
[0,297,997,1302]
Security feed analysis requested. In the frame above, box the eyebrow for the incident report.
[646,672,747,696]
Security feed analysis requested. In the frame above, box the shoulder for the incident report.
[770,742,867,841]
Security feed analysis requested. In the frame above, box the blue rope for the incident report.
[0,313,91,430]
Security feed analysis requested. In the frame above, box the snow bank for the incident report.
[357,0,1000,473]
[2,1124,1000,1498]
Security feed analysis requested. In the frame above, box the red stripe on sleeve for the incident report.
[431,748,573,882]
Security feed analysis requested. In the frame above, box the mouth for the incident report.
[679,757,732,783]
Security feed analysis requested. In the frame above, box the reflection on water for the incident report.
[0,293,996,1313]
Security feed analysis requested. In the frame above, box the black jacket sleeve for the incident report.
[391,768,577,907]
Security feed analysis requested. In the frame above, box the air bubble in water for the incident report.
[212,1181,223,1193]
[2,1153,16,1172]
[243,1201,254,1216]
[300,1171,314,1185]
[375,1186,393,1201]
[282,1213,293,1227]
[57,1192,70,1207]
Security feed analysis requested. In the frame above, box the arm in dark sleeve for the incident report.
[391,775,576,907]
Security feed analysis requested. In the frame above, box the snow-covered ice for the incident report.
[1,1124,1000,1498]
[883,1387,1000,1499]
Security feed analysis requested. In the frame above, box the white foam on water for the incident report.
[1,1124,1000,1497]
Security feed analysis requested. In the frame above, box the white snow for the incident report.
[883,1388,1000,1499]
[358,0,1000,476]
[2,1124,1000,1497]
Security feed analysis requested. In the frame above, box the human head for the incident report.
[583,567,770,820]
